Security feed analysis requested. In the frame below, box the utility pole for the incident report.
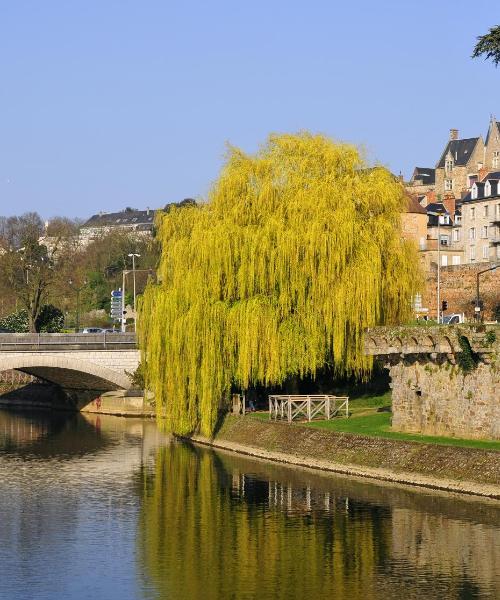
[121,269,127,333]
[427,209,445,323]
[69,279,87,332]
[128,253,141,332]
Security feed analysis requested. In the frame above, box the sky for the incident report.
[0,1,499,219]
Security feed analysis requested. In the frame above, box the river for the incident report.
[0,409,498,600]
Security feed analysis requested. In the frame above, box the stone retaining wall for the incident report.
[366,325,499,440]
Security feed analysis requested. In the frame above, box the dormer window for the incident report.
[471,184,478,200]
[445,159,453,172]
[485,181,491,197]
[468,174,478,188]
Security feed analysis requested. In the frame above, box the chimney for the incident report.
[449,128,459,140]
[478,165,489,181]
[442,194,456,218]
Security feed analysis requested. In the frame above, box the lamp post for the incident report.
[128,253,140,332]
[68,279,87,332]
[427,209,445,323]
[475,264,498,322]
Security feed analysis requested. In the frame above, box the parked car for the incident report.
[442,314,465,325]
[82,327,104,334]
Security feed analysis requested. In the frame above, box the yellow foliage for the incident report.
[139,133,420,436]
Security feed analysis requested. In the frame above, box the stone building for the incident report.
[401,194,427,249]
[80,207,158,243]
[406,167,435,197]
[460,171,500,263]
[434,130,484,199]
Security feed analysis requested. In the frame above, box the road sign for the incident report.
[111,290,122,298]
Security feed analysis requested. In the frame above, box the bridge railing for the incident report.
[0,333,137,351]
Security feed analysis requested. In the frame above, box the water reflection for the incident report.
[0,409,498,600]
[138,443,500,600]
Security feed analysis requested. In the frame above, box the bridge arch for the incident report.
[0,355,131,392]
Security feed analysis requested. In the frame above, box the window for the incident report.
[452,255,461,265]
[471,186,478,200]
[413,293,422,311]
[484,205,489,218]
[470,207,476,219]
[441,255,448,266]
[482,246,489,259]
[455,215,462,225]
[469,227,476,240]
[497,204,500,218]
[452,229,460,242]
[439,214,450,225]
[445,179,453,191]
[481,225,488,238]
[468,174,478,188]
[440,235,449,246]
[493,151,499,169]
[445,159,453,172]
[485,182,491,197]
[470,246,476,261]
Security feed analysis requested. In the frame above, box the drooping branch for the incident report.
[139,133,421,436]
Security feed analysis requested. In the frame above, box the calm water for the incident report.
[0,409,499,600]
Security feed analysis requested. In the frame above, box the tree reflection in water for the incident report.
[137,442,500,600]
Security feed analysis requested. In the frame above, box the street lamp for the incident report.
[427,209,446,323]
[475,264,499,322]
[68,278,87,333]
[128,253,141,332]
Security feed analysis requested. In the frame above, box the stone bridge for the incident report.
[0,333,140,400]
[364,325,499,440]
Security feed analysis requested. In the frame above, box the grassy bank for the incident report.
[251,392,500,452]
[204,415,500,494]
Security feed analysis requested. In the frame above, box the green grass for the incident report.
[305,413,500,451]
[251,391,500,452]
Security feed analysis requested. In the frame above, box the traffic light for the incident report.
[441,300,448,312]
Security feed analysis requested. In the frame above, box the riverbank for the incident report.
[0,384,155,418]
[189,415,500,499]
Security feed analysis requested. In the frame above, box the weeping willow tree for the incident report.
[139,133,420,436]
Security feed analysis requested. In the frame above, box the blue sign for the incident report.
[111,290,122,298]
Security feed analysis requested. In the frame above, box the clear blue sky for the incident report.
[1,1,499,219]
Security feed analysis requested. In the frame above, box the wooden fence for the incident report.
[269,395,349,423]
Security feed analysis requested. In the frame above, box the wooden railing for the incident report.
[269,395,349,423]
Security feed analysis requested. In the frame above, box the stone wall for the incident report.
[389,358,499,440]
[365,325,500,440]
[422,263,499,319]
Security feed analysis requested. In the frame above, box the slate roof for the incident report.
[411,167,435,185]
[437,138,480,168]
[462,172,500,202]
[426,202,451,226]
[82,209,158,229]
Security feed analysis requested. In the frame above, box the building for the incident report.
[434,129,484,199]
[406,167,436,197]
[80,207,158,243]
[401,194,427,249]
[460,171,500,264]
